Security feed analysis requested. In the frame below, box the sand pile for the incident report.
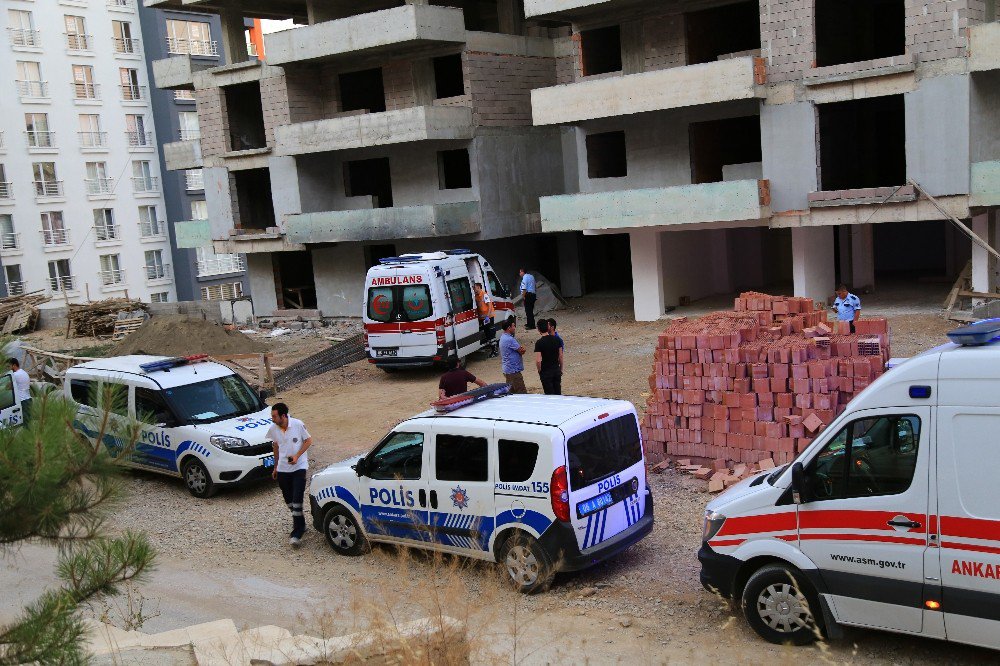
[113,316,267,356]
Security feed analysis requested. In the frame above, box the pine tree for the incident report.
[0,383,156,664]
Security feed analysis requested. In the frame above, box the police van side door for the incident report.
[0,372,23,428]
[426,421,495,553]
[133,384,184,476]
[359,428,430,544]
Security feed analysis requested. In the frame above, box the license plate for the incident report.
[262,455,275,468]
[375,348,398,357]
[577,491,614,518]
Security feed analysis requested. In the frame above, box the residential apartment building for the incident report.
[2,0,176,305]
[146,0,1000,321]
[137,3,250,302]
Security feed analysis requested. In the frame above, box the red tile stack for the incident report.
[640,292,890,467]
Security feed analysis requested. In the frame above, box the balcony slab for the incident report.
[285,201,480,244]
[970,22,1000,72]
[152,55,213,90]
[164,140,203,170]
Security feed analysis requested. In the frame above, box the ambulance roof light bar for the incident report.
[139,354,209,373]
[377,252,450,265]
[947,319,1000,347]
[444,249,473,255]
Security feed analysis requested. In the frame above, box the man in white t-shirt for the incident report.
[9,358,31,422]
[267,402,313,547]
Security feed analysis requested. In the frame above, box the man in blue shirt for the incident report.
[499,316,527,394]
[519,268,537,330]
[833,284,862,333]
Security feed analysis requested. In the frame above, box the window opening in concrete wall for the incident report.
[815,0,904,67]
[344,157,393,208]
[585,131,627,179]
[580,25,621,76]
[431,0,501,32]
[688,116,761,184]
[365,244,397,269]
[818,95,905,191]
[684,1,760,65]
[339,67,386,113]
[224,82,266,151]
[437,149,472,189]
[582,233,632,291]
[233,168,275,231]
[273,251,316,310]
[433,54,465,99]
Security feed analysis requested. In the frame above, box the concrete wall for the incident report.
[312,244,367,316]
[971,71,1000,163]
[246,253,279,314]
[761,101,817,211]
[905,74,970,197]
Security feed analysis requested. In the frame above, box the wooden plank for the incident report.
[958,290,1000,300]
[944,260,971,310]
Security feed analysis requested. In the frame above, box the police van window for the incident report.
[367,286,394,323]
[805,414,921,500]
[70,379,94,407]
[446,278,473,313]
[0,374,14,410]
[400,285,432,321]
[436,434,488,481]
[498,440,538,482]
[566,415,642,491]
[135,387,171,424]
[368,432,423,480]
[487,271,504,297]
[102,382,129,417]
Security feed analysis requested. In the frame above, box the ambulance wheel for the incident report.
[181,458,216,499]
[742,564,819,646]
[499,533,555,594]
[323,506,368,556]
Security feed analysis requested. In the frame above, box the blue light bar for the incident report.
[377,256,423,265]
[946,319,1000,346]
[445,249,473,255]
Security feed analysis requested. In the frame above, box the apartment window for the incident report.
[15,61,45,98]
[689,116,762,184]
[112,20,138,54]
[41,211,67,245]
[190,200,207,220]
[138,205,161,236]
[72,65,98,99]
[99,254,124,285]
[338,68,386,113]
[201,282,243,301]
[586,131,627,179]
[819,95,905,191]
[432,55,465,99]
[5,265,24,296]
[33,163,61,197]
[684,1,760,65]
[185,169,204,191]
[85,162,112,195]
[196,246,243,277]
[816,0,904,67]
[8,10,39,47]
[48,259,73,292]
[174,89,195,101]
[150,292,169,303]
[125,114,149,145]
[580,25,622,76]
[0,215,17,251]
[94,209,117,240]
[120,68,143,101]
[0,166,10,200]
[166,19,216,56]
[437,149,472,189]
[25,113,53,148]
[145,250,166,280]
[132,161,156,192]
[65,15,90,51]
[344,158,393,208]
[178,112,200,140]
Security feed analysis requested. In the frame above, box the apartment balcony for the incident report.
[6,281,25,297]
[0,131,4,151]
[197,255,245,276]
[532,56,766,126]
[108,0,135,10]
[174,89,195,101]
[167,37,218,57]
[85,177,115,197]
[523,0,606,18]
[113,37,142,55]
[79,131,108,149]
[539,179,771,233]
[94,224,121,242]
[34,181,64,199]
[16,80,49,100]
[264,4,465,66]
[26,130,56,150]
[970,22,1000,72]
[100,269,127,288]
[284,201,481,244]
[49,275,76,293]
[126,130,154,147]
[139,220,166,239]
[41,228,71,247]
[72,82,101,101]
[145,264,171,282]
[152,55,213,90]
[164,139,203,170]
[8,28,41,48]
[972,160,1000,208]
[0,182,12,202]
[132,176,159,194]
[66,33,93,51]
[1,232,20,253]
[185,169,205,191]
[275,106,474,157]
[120,84,147,102]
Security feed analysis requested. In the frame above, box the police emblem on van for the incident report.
[451,486,469,510]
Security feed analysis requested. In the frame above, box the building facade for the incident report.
[2,0,177,304]
[146,0,1000,321]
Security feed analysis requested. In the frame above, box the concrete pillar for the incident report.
[971,213,992,296]
[629,229,665,321]
[791,226,836,305]
[268,156,301,226]
[850,224,875,293]
[312,245,366,316]
[836,227,850,282]
[246,253,279,315]
[219,6,250,64]
[620,21,644,74]
[307,0,358,24]
[412,59,435,106]
[556,233,584,298]
[496,0,523,35]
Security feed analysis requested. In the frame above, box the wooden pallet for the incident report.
[1,307,35,334]
[111,317,146,341]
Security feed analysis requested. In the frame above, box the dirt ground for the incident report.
[13,288,993,663]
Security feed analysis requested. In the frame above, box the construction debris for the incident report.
[641,292,891,469]
[0,292,49,334]
[68,298,149,338]
[653,456,780,493]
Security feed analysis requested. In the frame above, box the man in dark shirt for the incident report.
[534,319,564,395]
[438,357,487,399]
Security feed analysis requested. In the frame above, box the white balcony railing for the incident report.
[8,28,41,48]
[16,80,48,98]
[166,37,219,57]
[49,275,75,292]
[79,131,108,148]
[0,131,4,149]
[41,228,70,245]
[0,182,12,200]
[132,176,158,193]
[34,181,63,198]
[179,128,201,141]
[94,224,119,241]
[6,281,25,296]
[72,81,101,100]
[85,178,114,195]
[139,220,164,237]
[113,37,140,54]
[26,130,55,148]
[174,90,195,101]
[66,33,92,50]
[1,233,20,250]
[185,170,204,191]
[197,255,245,276]
[108,0,135,9]
[145,263,169,280]
[126,130,152,146]
[120,84,146,101]
[100,269,126,286]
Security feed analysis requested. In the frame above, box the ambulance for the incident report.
[698,319,1000,650]
[66,355,276,498]
[363,250,514,369]
[309,393,654,592]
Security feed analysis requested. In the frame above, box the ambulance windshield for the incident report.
[164,374,264,424]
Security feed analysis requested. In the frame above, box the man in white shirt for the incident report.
[9,358,30,422]
[267,402,313,547]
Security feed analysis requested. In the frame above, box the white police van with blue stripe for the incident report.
[309,393,654,592]
[66,355,276,498]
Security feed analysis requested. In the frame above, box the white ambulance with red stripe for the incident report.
[699,319,1000,650]
[363,251,513,369]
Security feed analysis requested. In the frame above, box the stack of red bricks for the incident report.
[641,292,890,468]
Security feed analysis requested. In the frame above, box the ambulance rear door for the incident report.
[442,271,480,359]
[395,276,437,360]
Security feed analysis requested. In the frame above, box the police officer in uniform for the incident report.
[833,284,862,333]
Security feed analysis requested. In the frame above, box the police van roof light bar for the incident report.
[947,319,1000,347]
[444,249,473,255]
[139,354,209,373]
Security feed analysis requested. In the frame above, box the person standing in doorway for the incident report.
[499,316,528,394]
[474,281,496,348]
[534,319,564,395]
[832,284,862,334]
[519,268,537,331]
[439,357,487,399]
[9,358,30,423]
[268,402,313,548]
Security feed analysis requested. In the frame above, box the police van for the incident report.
[66,355,275,498]
[309,393,654,592]
[363,250,513,369]
[699,319,1000,650]
[0,370,27,428]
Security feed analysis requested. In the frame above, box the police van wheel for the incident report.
[323,506,368,556]
[742,564,818,646]
[500,533,555,594]
[182,458,216,499]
